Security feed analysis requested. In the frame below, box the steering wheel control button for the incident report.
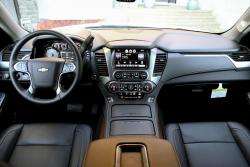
[14,62,27,73]
[3,73,10,80]
[63,63,76,73]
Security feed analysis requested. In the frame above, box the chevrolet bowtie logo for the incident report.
[38,68,49,72]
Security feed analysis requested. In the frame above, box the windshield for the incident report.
[4,0,250,33]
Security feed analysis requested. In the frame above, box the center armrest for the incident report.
[84,137,180,167]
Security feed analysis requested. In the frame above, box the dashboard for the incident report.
[1,28,250,101]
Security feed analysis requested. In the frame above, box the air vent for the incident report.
[154,53,167,75]
[1,45,31,61]
[95,53,109,76]
[229,47,250,61]
[2,51,30,61]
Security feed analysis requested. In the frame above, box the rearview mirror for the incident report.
[116,0,136,2]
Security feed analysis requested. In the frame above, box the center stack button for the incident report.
[114,72,122,79]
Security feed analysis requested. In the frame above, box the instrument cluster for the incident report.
[44,41,82,60]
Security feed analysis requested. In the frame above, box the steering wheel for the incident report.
[9,30,83,104]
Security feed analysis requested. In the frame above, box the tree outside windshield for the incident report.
[2,0,250,33]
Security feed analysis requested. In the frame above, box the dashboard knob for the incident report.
[127,84,134,91]
[143,82,153,93]
[108,82,119,93]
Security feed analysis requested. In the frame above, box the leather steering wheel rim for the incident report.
[9,30,83,104]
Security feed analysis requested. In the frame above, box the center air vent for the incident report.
[153,53,167,76]
[95,53,109,76]
[229,46,250,61]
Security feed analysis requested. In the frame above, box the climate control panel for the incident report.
[106,81,155,99]
[114,71,147,80]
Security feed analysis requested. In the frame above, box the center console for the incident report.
[93,45,167,138]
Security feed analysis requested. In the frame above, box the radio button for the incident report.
[114,72,122,79]
[128,84,134,91]
[140,72,147,79]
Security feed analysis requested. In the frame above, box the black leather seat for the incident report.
[0,124,92,167]
[165,122,250,167]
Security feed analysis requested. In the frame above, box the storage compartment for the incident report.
[112,105,151,118]
[116,144,149,167]
[110,120,155,136]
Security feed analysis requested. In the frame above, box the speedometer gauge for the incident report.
[45,47,60,58]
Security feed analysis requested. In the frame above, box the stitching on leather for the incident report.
[0,125,23,162]
[231,128,250,141]
[82,127,92,167]
[168,137,183,167]
[0,127,22,146]
[177,124,190,167]
[15,144,72,146]
[68,124,77,167]
[231,128,250,166]
[78,127,92,167]
[76,129,84,167]
[226,122,237,143]
[227,123,250,166]
[172,127,189,167]
[183,141,235,144]
[173,129,185,166]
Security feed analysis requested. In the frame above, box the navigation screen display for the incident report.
[114,49,147,68]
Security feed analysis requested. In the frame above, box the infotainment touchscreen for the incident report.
[114,49,147,68]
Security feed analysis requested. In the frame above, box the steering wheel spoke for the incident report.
[21,85,34,99]
[13,61,28,73]
[28,85,35,95]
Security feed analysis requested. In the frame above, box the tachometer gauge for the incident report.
[45,47,60,58]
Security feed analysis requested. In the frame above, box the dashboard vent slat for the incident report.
[95,53,109,76]
[2,50,30,61]
[154,53,167,75]
[2,52,11,61]
[229,47,250,61]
